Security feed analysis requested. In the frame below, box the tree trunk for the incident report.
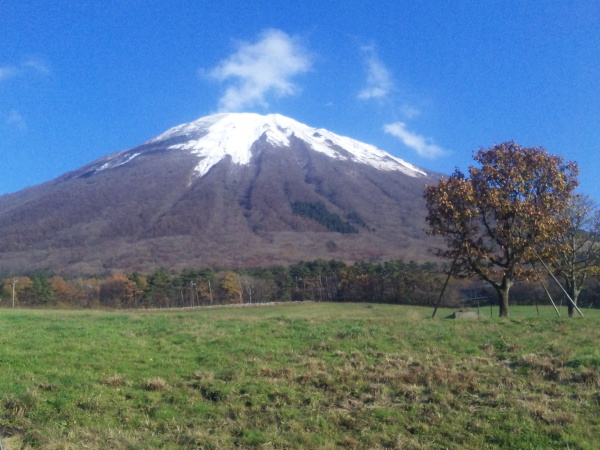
[566,280,580,318]
[496,278,513,317]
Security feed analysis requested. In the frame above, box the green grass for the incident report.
[0,303,599,448]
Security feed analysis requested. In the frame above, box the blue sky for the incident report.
[1,1,599,202]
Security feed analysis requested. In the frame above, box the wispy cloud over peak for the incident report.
[384,122,448,159]
[0,58,50,83]
[358,45,393,100]
[209,29,312,112]
[3,109,27,131]
[399,104,421,120]
[21,58,51,76]
[0,65,19,82]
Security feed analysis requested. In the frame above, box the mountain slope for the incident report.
[0,113,441,274]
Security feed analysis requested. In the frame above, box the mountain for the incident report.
[0,113,441,275]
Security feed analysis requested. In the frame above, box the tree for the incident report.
[198,268,215,304]
[23,273,54,306]
[145,270,174,307]
[552,194,600,316]
[50,276,77,306]
[239,274,255,304]
[1,276,33,307]
[270,266,294,302]
[424,142,578,317]
[127,272,147,307]
[72,277,100,308]
[289,262,312,300]
[220,272,242,304]
[99,273,140,308]
[178,269,201,307]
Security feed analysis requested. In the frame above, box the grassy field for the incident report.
[1,303,599,449]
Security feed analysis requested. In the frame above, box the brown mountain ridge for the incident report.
[0,113,441,275]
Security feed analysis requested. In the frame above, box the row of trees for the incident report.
[0,260,446,309]
[2,258,599,311]
[425,142,600,316]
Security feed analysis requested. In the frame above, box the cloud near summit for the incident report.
[0,58,50,132]
[206,30,447,161]
[0,58,50,83]
[384,122,447,159]
[209,29,312,112]
[358,45,392,100]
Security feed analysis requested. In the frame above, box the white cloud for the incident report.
[358,45,393,100]
[209,29,312,112]
[21,58,51,76]
[384,122,447,159]
[4,109,27,131]
[0,59,48,132]
[0,65,19,82]
[399,104,421,119]
[0,58,50,83]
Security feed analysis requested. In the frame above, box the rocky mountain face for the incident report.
[0,113,441,275]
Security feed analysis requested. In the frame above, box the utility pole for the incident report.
[11,278,18,308]
[190,281,196,307]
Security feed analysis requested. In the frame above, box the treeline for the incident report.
[2,259,598,310]
[0,260,443,309]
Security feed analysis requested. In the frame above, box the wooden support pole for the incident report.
[432,257,457,318]
[531,261,560,317]
[532,248,584,317]
[539,278,561,317]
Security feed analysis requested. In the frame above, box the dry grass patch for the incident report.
[103,374,128,387]
[192,370,215,380]
[142,377,169,391]
[303,357,326,371]
[3,388,38,418]
[574,368,600,386]
[394,383,421,401]
[518,353,572,382]
[258,367,296,379]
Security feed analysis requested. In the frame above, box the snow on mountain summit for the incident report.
[103,113,426,178]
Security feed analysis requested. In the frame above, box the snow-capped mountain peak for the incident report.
[2,113,439,274]
[97,113,426,178]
